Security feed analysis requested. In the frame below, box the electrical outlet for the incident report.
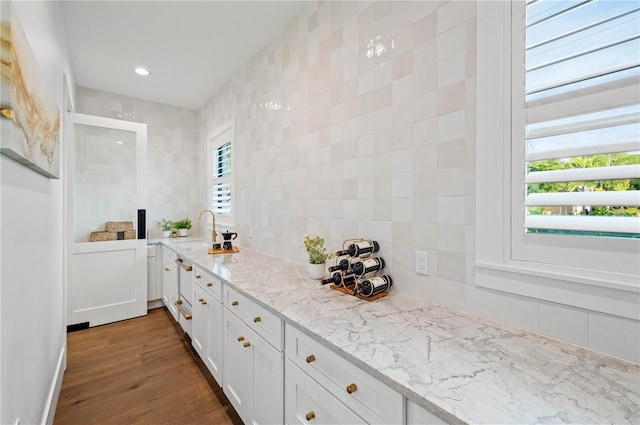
[415,251,428,275]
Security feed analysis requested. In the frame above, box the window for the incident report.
[209,120,234,226]
[476,1,639,319]
[516,0,640,238]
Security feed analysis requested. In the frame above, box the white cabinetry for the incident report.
[285,324,403,425]
[192,265,223,384]
[160,246,179,321]
[147,244,160,302]
[406,400,447,425]
[223,285,284,425]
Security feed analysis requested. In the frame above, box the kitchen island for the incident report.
[153,238,639,424]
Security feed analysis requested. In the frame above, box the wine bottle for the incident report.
[328,257,351,273]
[358,275,392,297]
[351,257,385,276]
[321,272,356,287]
[335,240,380,258]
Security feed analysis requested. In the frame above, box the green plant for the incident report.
[157,218,173,231]
[303,235,334,264]
[174,218,192,230]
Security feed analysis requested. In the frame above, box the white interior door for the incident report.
[66,113,147,327]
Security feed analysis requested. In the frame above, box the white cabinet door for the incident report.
[285,359,365,425]
[147,255,159,301]
[192,284,208,358]
[247,327,283,425]
[161,255,178,321]
[223,307,249,423]
[206,295,223,385]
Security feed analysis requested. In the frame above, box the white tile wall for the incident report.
[75,87,199,238]
[68,2,640,364]
[193,0,639,363]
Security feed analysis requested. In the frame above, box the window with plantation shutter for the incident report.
[208,121,234,225]
[475,1,639,318]
[519,0,640,237]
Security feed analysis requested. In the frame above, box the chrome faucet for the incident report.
[198,209,218,244]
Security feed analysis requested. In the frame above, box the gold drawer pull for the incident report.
[207,282,213,287]
[253,316,261,323]
[232,301,239,306]
[164,267,170,271]
[346,383,358,394]
[238,336,245,341]
[198,298,204,303]
[175,300,192,320]
[196,274,202,279]
[305,411,315,421]
[243,342,251,348]
[201,300,207,305]
[305,354,316,363]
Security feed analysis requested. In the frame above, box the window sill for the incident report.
[475,260,639,320]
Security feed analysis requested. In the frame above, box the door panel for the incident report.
[66,113,147,327]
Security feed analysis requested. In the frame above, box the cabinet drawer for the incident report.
[285,359,365,425]
[224,285,283,351]
[147,244,157,257]
[407,399,447,425]
[285,324,403,425]
[192,265,222,303]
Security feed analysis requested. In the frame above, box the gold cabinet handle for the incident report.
[196,274,202,279]
[346,383,358,394]
[253,316,261,323]
[174,300,192,320]
[198,298,204,303]
[243,342,251,348]
[164,267,170,271]
[201,300,207,305]
[207,282,213,287]
[237,336,245,341]
[305,411,315,421]
[306,354,315,363]
[232,301,239,306]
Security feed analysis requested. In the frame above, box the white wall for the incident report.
[0,1,73,424]
[197,1,639,363]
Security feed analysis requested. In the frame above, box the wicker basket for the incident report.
[90,230,137,242]
[105,221,134,232]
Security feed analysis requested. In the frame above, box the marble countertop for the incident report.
[153,238,640,424]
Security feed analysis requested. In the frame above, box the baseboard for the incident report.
[42,346,65,425]
[147,299,164,310]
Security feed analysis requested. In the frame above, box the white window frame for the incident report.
[475,1,639,320]
[208,119,235,227]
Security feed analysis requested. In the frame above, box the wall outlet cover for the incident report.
[415,251,428,275]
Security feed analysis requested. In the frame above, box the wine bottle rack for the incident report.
[325,238,391,302]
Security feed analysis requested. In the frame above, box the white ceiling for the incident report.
[61,1,307,110]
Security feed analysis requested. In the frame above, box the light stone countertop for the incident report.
[152,238,640,425]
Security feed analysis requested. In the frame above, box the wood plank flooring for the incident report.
[54,308,243,425]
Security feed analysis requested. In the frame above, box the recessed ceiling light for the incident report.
[134,67,150,76]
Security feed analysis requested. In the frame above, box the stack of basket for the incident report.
[89,221,136,242]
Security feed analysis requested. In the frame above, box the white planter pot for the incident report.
[162,230,171,238]
[308,263,326,280]
[178,228,188,237]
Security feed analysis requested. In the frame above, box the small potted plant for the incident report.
[303,235,334,279]
[157,219,173,238]
[174,218,192,237]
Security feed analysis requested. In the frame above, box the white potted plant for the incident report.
[174,218,192,237]
[303,235,334,280]
[157,219,173,238]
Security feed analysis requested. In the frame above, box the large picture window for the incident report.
[475,1,639,319]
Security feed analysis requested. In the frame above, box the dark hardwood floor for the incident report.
[54,308,243,425]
